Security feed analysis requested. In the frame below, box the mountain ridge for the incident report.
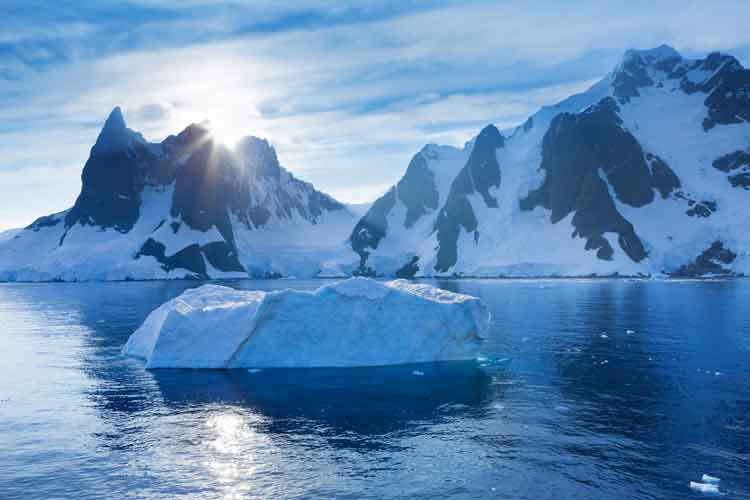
[2,44,749,281]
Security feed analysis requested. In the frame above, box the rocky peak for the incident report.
[169,122,212,148]
[612,45,683,101]
[92,107,146,155]
[235,136,281,180]
[621,44,682,67]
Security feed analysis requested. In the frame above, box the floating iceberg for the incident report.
[689,481,720,495]
[701,474,720,484]
[123,278,489,368]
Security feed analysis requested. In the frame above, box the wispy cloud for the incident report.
[1,0,749,230]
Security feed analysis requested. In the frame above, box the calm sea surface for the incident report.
[1,279,749,499]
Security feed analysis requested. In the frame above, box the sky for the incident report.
[2,1,750,231]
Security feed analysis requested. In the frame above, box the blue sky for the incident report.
[2,0,750,230]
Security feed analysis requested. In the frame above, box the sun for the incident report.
[204,118,244,148]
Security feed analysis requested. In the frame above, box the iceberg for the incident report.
[689,481,720,495]
[123,278,489,368]
[701,474,720,484]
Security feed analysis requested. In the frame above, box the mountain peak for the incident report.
[105,106,127,130]
[622,44,682,65]
[93,106,145,154]
[235,136,281,179]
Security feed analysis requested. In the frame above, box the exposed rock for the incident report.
[520,97,649,262]
[398,154,439,228]
[434,125,504,272]
[350,188,397,268]
[65,109,158,232]
[673,241,737,276]
[647,153,681,198]
[686,200,717,218]
[395,256,419,278]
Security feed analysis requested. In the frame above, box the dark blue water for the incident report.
[1,279,749,499]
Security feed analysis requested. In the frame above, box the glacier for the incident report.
[123,278,489,368]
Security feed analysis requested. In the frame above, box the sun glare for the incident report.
[204,119,244,148]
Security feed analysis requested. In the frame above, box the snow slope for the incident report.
[123,278,489,368]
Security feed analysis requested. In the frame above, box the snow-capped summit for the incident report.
[351,45,750,278]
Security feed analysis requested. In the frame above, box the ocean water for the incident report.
[1,279,749,499]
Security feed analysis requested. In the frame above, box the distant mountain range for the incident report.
[2,45,749,281]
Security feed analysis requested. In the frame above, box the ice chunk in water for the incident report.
[689,481,720,495]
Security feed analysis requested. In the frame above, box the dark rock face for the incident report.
[136,238,244,278]
[171,139,236,244]
[673,241,737,276]
[672,52,749,131]
[350,188,396,270]
[65,108,157,232]
[712,149,750,190]
[685,200,717,218]
[136,238,206,278]
[729,172,750,189]
[647,153,681,198]
[713,150,750,172]
[520,98,650,262]
[395,256,419,278]
[199,241,244,272]
[433,125,504,273]
[702,64,750,130]
[612,54,655,102]
[397,153,439,228]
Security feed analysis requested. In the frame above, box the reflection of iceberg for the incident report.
[151,362,494,437]
[124,278,489,368]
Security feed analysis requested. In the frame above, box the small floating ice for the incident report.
[689,481,720,495]
[701,474,720,484]
[626,329,635,334]
[600,333,609,339]
[123,278,489,369]
[412,370,425,376]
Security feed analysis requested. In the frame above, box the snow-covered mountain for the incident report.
[352,45,750,277]
[0,108,358,281]
[3,45,749,281]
